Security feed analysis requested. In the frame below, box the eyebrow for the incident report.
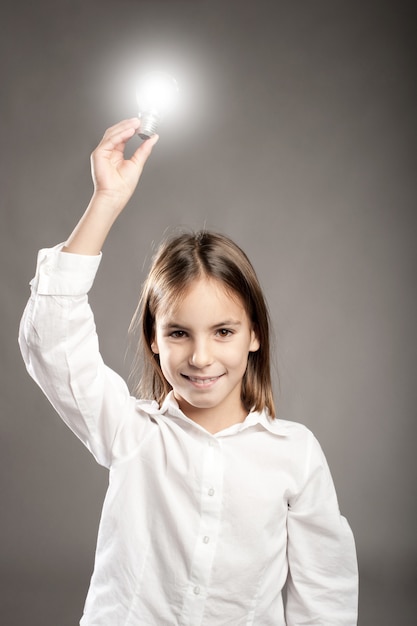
[161,319,242,331]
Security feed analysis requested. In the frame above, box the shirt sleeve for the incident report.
[18,245,142,468]
[285,431,359,625]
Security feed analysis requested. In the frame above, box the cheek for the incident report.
[157,342,181,367]
[225,343,252,369]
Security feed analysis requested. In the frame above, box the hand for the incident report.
[62,119,159,255]
[91,118,159,210]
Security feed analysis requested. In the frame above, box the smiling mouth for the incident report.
[181,374,224,385]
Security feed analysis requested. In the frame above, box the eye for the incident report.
[216,328,233,338]
[169,330,187,338]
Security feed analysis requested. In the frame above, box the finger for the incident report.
[130,133,159,166]
[102,117,141,138]
[98,118,141,151]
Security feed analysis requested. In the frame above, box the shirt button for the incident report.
[203,536,210,544]
[208,488,215,496]
[193,585,201,595]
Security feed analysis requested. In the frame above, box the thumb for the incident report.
[131,133,159,166]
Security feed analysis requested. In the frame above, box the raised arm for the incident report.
[63,118,159,255]
[19,119,159,467]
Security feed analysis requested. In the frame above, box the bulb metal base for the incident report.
[138,111,160,140]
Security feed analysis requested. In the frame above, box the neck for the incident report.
[175,396,248,434]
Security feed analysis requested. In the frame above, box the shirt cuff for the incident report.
[30,243,102,296]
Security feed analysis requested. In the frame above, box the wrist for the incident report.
[89,189,130,217]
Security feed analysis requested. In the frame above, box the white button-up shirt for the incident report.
[19,246,358,625]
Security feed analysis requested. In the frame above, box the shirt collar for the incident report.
[156,391,289,437]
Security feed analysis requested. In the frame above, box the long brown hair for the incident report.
[129,231,275,417]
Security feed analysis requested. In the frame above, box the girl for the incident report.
[19,118,358,625]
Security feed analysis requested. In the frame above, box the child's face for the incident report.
[151,277,260,431]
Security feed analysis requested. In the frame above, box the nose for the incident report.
[189,338,213,369]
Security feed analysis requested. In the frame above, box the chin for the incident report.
[178,392,220,410]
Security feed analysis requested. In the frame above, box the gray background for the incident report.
[2,1,416,624]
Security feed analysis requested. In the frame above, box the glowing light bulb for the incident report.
[136,72,179,139]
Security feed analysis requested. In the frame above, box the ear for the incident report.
[151,336,159,354]
[249,327,260,353]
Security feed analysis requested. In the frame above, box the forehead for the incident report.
[156,277,247,322]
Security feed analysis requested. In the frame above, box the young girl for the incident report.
[19,118,358,625]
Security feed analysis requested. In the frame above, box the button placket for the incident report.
[180,438,224,625]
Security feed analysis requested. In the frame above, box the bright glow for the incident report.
[136,72,179,138]
[101,42,215,144]
[136,72,179,113]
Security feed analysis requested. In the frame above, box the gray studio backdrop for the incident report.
[2,1,416,625]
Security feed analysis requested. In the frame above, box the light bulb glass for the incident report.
[136,72,179,139]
